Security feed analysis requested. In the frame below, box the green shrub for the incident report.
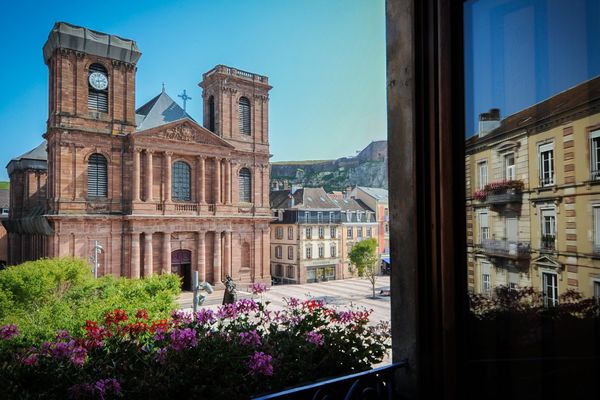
[0,258,181,343]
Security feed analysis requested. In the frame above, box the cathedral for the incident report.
[3,22,272,289]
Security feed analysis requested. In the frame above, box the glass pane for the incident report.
[465,0,600,396]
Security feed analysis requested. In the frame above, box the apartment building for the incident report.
[270,187,341,284]
[329,196,379,277]
[349,187,389,262]
[466,76,600,304]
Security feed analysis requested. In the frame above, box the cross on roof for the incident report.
[178,89,192,112]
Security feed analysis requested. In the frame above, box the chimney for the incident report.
[478,108,501,137]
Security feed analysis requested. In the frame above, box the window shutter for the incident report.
[239,97,251,135]
[239,168,251,202]
[88,154,108,197]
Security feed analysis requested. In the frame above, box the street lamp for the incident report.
[90,240,104,278]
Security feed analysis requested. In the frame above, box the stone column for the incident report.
[132,149,141,202]
[145,150,153,202]
[198,156,206,204]
[225,160,232,204]
[164,152,172,202]
[214,231,222,284]
[197,231,206,281]
[214,157,222,204]
[144,232,153,277]
[131,232,140,278]
[163,232,171,274]
[224,230,232,277]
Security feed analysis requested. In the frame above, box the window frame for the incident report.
[172,160,192,202]
[539,207,556,251]
[238,168,252,203]
[477,160,488,189]
[288,227,294,240]
[87,153,108,198]
[538,142,555,187]
[541,270,559,307]
[238,96,251,135]
[504,152,515,181]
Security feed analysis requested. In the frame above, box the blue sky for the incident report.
[0,0,386,181]
[464,0,600,136]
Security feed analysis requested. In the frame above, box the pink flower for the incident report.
[250,282,268,295]
[286,297,300,308]
[239,330,262,346]
[236,298,259,313]
[216,303,238,319]
[70,346,88,366]
[247,351,273,376]
[0,324,19,340]
[305,331,324,346]
[22,354,38,366]
[194,308,216,324]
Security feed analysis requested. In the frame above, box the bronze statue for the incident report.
[222,275,237,304]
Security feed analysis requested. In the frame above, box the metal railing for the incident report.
[253,361,408,400]
[541,235,556,251]
[486,191,522,205]
[482,239,531,259]
[539,176,555,187]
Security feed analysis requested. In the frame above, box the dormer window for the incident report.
[88,63,108,112]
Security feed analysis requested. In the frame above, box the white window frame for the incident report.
[330,244,337,258]
[481,261,492,296]
[593,279,600,306]
[288,227,294,240]
[478,160,488,189]
[318,245,325,258]
[590,130,600,180]
[540,270,559,307]
[594,206,600,254]
[305,245,312,259]
[347,228,353,238]
[330,227,336,238]
[367,227,372,237]
[275,246,282,259]
[539,142,554,187]
[275,227,283,239]
[318,226,325,239]
[540,207,556,250]
[305,227,312,239]
[478,210,489,244]
[504,153,515,181]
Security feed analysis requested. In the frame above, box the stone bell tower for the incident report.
[43,22,141,135]
[199,65,272,154]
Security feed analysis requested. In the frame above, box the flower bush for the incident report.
[0,298,390,399]
[472,179,525,200]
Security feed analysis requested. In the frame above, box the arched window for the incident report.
[88,153,108,198]
[238,97,251,135]
[208,96,215,132]
[172,161,191,201]
[239,168,252,202]
[88,63,109,112]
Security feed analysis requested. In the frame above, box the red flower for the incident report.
[135,309,149,320]
[104,309,129,326]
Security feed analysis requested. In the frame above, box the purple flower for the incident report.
[170,328,198,351]
[247,351,274,376]
[236,298,259,313]
[22,353,38,366]
[194,308,216,325]
[155,347,167,364]
[250,282,268,295]
[153,330,166,341]
[239,330,262,346]
[94,378,121,398]
[51,341,72,359]
[0,324,19,340]
[70,346,88,366]
[287,297,300,308]
[171,310,193,324]
[306,331,324,346]
[216,303,238,319]
[55,330,71,340]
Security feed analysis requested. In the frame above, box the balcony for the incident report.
[486,190,522,205]
[481,239,530,260]
[540,235,556,251]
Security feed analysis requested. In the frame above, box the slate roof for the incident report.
[355,187,388,202]
[0,187,9,209]
[329,197,374,213]
[135,90,196,131]
[6,141,48,175]
[270,187,340,210]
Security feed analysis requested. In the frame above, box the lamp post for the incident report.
[91,240,104,278]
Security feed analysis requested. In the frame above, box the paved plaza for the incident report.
[178,276,391,324]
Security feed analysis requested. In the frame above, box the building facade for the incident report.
[3,22,272,289]
[466,76,600,303]
[270,188,342,284]
[0,183,9,266]
[349,187,389,261]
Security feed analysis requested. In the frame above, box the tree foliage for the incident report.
[0,258,180,343]
[348,238,380,298]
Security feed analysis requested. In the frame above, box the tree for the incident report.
[348,238,380,298]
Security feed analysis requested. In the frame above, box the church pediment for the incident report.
[136,119,234,148]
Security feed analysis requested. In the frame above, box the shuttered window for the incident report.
[239,97,251,135]
[172,161,191,201]
[88,153,108,198]
[88,64,108,112]
[239,168,251,202]
[208,96,215,132]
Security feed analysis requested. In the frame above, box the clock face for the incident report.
[89,72,108,90]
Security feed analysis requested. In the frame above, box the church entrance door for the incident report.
[171,250,192,291]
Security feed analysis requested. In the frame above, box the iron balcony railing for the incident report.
[541,235,556,251]
[485,191,522,205]
[482,239,531,259]
[539,176,555,187]
[591,169,600,181]
[253,361,408,400]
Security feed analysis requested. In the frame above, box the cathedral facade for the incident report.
[4,22,272,289]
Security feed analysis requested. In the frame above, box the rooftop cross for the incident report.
[178,89,192,112]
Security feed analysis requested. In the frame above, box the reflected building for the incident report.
[466,76,600,303]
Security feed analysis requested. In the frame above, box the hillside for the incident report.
[271,140,388,192]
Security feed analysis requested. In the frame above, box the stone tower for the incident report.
[199,65,272,155]
[43,22,141,135]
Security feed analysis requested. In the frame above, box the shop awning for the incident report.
[381,257,391,264]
